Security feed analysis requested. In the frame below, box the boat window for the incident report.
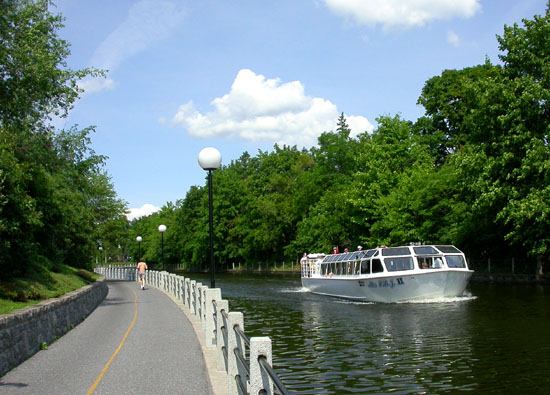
[360,259,370,274]
[417,256,433,269]
[343,253,353,261]
[365,249,376,258]
[413,246,438,255]
[384,257,414,272]
[371,259,384,273]
[436,245,461,254]
[353,251,365,260]
[446,255,466,268]
[381,247,411,256]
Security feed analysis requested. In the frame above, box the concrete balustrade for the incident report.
[215,299,229,371]
[250,337,273,395]
[96,265,284,395]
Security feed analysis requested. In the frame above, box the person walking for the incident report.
[137,258,148,290]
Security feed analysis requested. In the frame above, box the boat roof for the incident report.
[321,245,463,263]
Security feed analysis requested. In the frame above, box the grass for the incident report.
[0,264,98,315]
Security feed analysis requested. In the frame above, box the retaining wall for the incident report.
[0,277,108,377]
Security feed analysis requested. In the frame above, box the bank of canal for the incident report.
[179,272,550,394]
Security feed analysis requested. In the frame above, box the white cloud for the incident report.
[85,0,185,93]
[78,77,115,95]
[170,69,374,147]
[447,30,461,47]
[323,0,481,29]
[126,204,160,221]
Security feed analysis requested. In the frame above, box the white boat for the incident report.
[301,245,473,303]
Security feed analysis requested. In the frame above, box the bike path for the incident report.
[0,280,213,394]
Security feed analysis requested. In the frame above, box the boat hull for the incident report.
[301,270,473,303]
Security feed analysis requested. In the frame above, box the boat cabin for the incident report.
[302,245,469,278]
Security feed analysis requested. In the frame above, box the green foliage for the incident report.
[0,1,126,279]
[0,264,97,314]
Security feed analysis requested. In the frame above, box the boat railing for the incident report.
[95,265,292,395]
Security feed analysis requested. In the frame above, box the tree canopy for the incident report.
[0,1,125,279]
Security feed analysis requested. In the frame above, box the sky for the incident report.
[52,0,548,220]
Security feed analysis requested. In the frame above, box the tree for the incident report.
[0,1,123,278]
[417,4,550,258]
[0,0,102,130]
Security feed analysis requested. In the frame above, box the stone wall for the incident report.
[0,277,108,377]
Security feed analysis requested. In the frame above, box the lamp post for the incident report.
[198,147,222,288]
[136,236,142,261]
[158,224,166,269]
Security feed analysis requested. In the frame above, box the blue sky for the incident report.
[52,0,548,219]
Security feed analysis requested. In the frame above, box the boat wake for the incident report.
[399,292,477,304]
[281,287,311,293]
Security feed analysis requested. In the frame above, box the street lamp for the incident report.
[158,224,166,269]
[136,236,142,261]
[198,147,222,288]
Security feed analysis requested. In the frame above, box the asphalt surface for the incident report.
[0,280,213,394]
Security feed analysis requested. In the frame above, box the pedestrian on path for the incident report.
[137,258,148,290]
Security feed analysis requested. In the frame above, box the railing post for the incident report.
[199,285,207,331]
[250,337,274,395]
[195,282,203,318]
[216,299,229,371]
[190,280,197,315]
[227,312,244,395]
[205,288,221,347]
[180,276,185,306]
[185,278,191,309]
[176,276,182,301]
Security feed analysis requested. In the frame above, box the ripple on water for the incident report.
[181,273,550,394]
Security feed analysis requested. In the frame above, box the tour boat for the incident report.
[300,245,473,303]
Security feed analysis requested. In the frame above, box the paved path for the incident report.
[0,280,213,394]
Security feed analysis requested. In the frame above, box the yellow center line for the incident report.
[87,286,138,395]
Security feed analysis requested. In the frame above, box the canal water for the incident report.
[182,273,550,394]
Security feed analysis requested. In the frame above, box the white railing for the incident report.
[94,265,290,395]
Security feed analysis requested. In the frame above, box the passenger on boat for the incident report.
[300,253,307,265]
[357,245,363,251]
[332,247,339,254]
[344,247,349,252]
[433,257,443,268]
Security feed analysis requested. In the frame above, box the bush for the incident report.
[75,269,94,282]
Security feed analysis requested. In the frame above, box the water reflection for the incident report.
[182,273,550,394]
